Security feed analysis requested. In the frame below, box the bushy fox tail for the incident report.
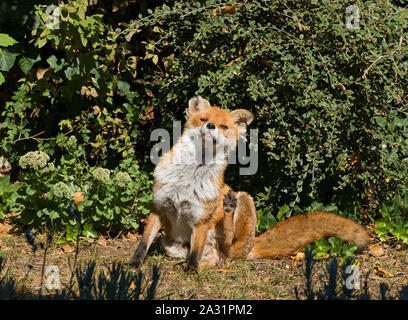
[247,211,370,259]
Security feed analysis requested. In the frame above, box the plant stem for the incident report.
[38,237,50,298]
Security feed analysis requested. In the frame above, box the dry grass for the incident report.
[0,232,407,300]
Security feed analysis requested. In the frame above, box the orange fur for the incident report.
[247,211,370,259]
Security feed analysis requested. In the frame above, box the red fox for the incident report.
[130,96,370,272]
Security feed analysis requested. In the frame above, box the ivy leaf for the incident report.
[117,80,130,92]
[0,49,20,72]
[328,237,342,256]
[342,243,358,257]
[47,55,66,72]
[256,208,276,233]
[0,72,4,85]
[18,56,41,74]
[277,204,290,220]
[66,224,79,242]
[314,238,331,258]
[0,33,17,47]
[82,223,98,238]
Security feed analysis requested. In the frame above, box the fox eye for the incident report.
[200,118,208,122]
[220,125,228,130]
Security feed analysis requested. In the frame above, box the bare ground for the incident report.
[0,228,407,300]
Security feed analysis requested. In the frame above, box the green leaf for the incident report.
[95,206,105,215]
[374,116,387,128]
[47,55,58,68]
[0,34,17,47]
[328,237,342,256]
[152,54,159,64]
[328,237,342,248]
[66,224,79,242]
[49,210,59,219]
[277,204,290,220]
[256,208,276,233]
[314,238,331,257]
[47,55,65,72]
[25,186,36,196]
[0,71,4,85]
[0,49,20,72]
[64,66,79,80]
[117,80,130,92]
[120,196,133,202]
[18,56,41,74]
[0,175,10,190]
[130,221,139,229]
[342,243,358,257]
[374,227,388,241]
[82,223,98,238]
[0,204,6,218]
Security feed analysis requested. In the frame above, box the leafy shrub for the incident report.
[0,0,407,234]
[255,187,290,233]
[309,237,358,262]
[15,137,152,241]
[375,194,408,244]
[122,0,407,224]
[0,175,21,219]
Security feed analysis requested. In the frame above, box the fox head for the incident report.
[183,96,254,162]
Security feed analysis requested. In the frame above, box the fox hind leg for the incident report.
[222,189,237,250]
[222,191,256,259]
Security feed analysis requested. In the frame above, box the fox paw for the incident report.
[174,261,198,274]
[223,189,237,215]
[128,255,143,269]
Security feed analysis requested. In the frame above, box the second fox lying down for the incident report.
[130,96,370,272]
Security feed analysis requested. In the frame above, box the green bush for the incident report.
[309,237,358,262]
[0,0,407,235]
[375,194,408,244]
[0,175,21,219]
[15,137,152,240]
[132,0,407,224]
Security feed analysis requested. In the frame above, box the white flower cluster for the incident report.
[115,171,132,188]
[19,151,52,171]
[53,182,71,199]
[92,167,111,183]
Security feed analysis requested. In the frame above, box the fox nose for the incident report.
[206,122,216,130]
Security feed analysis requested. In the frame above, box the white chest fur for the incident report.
[153,128,225,241]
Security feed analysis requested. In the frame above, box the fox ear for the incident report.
[188,96,211,116]
[230,109,254,134]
